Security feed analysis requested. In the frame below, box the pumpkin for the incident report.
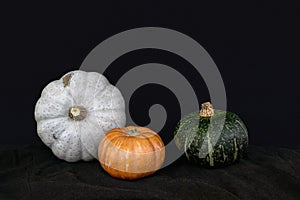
[98,126,165,180]
[34,70,126,162]
[174,102,248,167]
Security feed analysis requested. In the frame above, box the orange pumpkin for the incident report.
[98,126,165,180]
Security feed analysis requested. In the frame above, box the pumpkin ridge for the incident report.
[141,134,156,154]
[38,93,71,111]
[89,107,122,113]
[34,100,69,122]
[36,115,67,124]
[108,134,124,150]
[147,136,156,172]
[37,117,69,145]
[106,128,123,136]
[90,74,110,100]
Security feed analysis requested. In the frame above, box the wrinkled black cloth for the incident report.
[0,145,299,200]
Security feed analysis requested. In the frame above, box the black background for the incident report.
[1,1,299,147]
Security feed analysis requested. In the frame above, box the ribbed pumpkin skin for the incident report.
[98,126,165,180]
[34,70,126,162]
[174,110,248,167]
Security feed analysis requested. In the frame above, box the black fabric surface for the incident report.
[0,145,299,200]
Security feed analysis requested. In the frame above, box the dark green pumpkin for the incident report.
[174,102,248,167]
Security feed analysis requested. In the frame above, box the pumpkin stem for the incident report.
[126,128,140,136]
[200,102,214,118]
[69,106,87,121]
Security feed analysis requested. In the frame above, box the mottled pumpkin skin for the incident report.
[34,70,126,162]
[98,126,165,180]
[174,110,248,167]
